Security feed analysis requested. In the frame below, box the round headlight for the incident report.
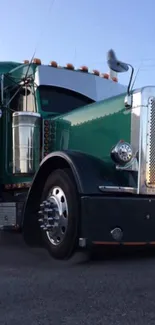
[111,141,133,165]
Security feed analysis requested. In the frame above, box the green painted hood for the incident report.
[52,93,131,164]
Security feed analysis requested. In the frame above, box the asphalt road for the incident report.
[0,234,155,325]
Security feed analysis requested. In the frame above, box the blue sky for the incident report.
[0,0,155,88]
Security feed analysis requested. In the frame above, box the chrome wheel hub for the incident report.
[38,187,68,246]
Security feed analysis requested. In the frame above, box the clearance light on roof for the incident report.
[22,58,118,82]
[80,66,88,72]
[112,76,118,82]
[32,58,41,65]
[23,60,29,64]
[66,63,74,70]
[92,69,100,76]
[49,61,58,67]
[101,73,109,79]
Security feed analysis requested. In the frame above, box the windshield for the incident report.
[39,85,94,114]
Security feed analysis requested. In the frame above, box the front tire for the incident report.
[38,168,80,260]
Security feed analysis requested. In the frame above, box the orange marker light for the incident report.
[112,77,118,82]
[23,60,29,64]
[66,63,74,70]
[80,66,88,72]
[92,69,100,76]
[101,73,109,79]
[44,120,49,126]
[50,61,58,67]
[44,127,49,133]
[32,58,41,65]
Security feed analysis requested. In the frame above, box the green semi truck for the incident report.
[0,49,154,260]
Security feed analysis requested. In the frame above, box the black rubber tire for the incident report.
[40,168,80,260]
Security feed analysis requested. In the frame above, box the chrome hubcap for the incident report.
[38,187,68,245]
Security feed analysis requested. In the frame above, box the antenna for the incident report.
[23,50,36,83]
[130,61,143,91]
[5,0,57,109]
[21,0,56,85]
[126,63,134,96]
[73,46,77,66]
[0,0,56,114]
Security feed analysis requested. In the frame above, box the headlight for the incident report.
[111,140,133,165]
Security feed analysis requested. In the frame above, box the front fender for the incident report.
[22,150,137,244]
[28,150,135,196]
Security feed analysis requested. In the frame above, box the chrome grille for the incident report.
[146,97,155,187]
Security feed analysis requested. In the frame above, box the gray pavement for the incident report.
[0,233,155,325]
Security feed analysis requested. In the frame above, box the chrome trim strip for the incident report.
[129,91,141,172]
[145,97,155,187]
[13,112,41,117]
[138,86,155,195]
[99,186,136,194]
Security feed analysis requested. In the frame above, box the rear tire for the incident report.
[39,168,80,260]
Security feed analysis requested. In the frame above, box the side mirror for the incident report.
[107,49,129,73]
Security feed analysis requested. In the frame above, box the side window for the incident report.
[39,86,94,114]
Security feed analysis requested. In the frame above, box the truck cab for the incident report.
[0,58,126,192]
